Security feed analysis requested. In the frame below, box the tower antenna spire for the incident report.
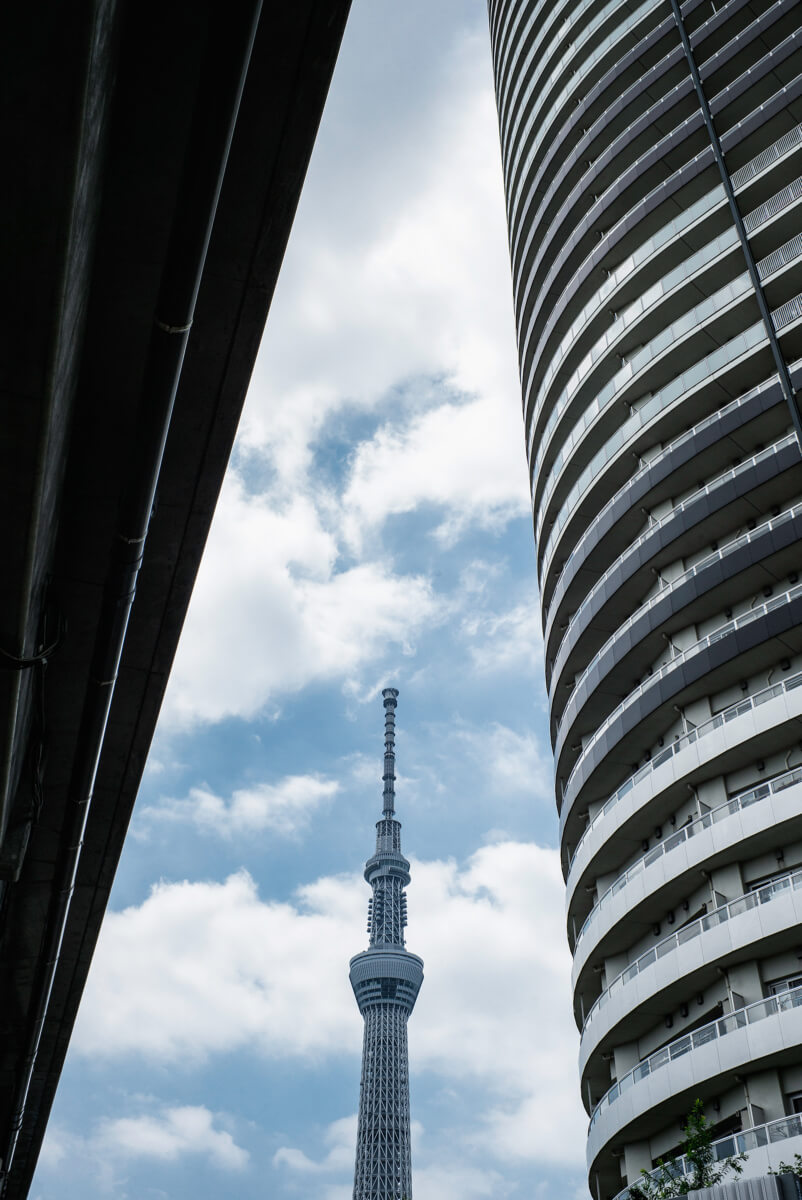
[381,687,399,817]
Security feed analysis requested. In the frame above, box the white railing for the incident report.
[567,669,802,872]
[537,272,802,554]
[543,368,793,624]
[731,121,802,188]
[549,436,796,696]
[582,869,802,1033]
[553,498,802,721]
[574,764,802,949]
[612,1112,802,1200]
[522,104,801,467]
[526,121,801,454]
[533,210,802,519]
[536,318,767,564]
[590,985,802,1131]
[531,272,753,492]
[563,582,802,805]
[744,175,802,233]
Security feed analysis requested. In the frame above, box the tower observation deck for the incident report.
[350,689,423,1200]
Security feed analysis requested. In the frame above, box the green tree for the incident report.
[628,1100,747,1198]
[769,1152,802,1178]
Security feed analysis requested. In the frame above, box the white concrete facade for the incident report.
[488,0,802,1195]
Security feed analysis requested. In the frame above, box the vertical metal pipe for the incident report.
[669,0,802,448]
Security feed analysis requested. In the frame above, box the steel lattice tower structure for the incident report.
[350,689,423,1200]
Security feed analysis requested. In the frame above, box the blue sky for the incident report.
[32,3,590,1198]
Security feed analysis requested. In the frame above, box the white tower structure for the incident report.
[350,689,423,1200]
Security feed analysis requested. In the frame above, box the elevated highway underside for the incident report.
[0,2,350,1193]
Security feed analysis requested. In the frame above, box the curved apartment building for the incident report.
[488,0,802,1196]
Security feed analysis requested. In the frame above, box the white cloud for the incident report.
[341,395,529,548]
[462,600,544,677]
[241,29,522,506]
[415,1161,510,1200]
[472,723,554,803]
[274,1115,357,1174]
[410,843,585,1166]
[275,1113,506,1200]
[74,844,585,1167]
[141,773,338,838]
[72,869,363,1062]
[97,1106,247,1171]
[39,1105,247,1189]
[156,27,534,734]
[162,472,440,729]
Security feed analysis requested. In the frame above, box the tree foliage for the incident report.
[770,1153,802,1178]
[628,1100,747,1198]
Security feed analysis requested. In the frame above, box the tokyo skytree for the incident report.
[350,688,423,1200]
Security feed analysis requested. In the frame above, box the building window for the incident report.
[768,975,802,996]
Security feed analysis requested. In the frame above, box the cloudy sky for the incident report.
[33,3,590,1198]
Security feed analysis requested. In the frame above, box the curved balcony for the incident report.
[507,32,686,253]
[542,366,794,628]
[529,224,742,468]
[519,84,802,438]
[612,1112,802,1199]
[497,0,615,146]
[501,0,664,188]
[563,668,802,892]
[531,271,758,516]
[578,868,802,1036]
[573,764,802,956]
[579,883,802,1114]
[509,45,696,281]
[528,129,802,499]
[525,117,802,447]
[531,218,801,520]
[535,285,802,561]
[549,484,802,709]
[536,322,773,575]
[514,40,799,383]
[575,782,802,1080]
[508,3,795,288]
[513,96,711,344]
[497,0,635,145]
[553,503,802,741]
[574,778,802,1069]
[558,582,802,800]
[587,987,802,1175]
[508,0,795,279]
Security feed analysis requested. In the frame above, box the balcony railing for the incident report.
[563,581,802,804]
[550,435,797,698]
[532,227,740,461]
[536,318,768,565]
[582,868,802,1033]
[574,763,802,949]
[527,122,802,455]
[539,275,802,556]
[568,667,802,872]
[543,364,794,621]
[612,1112,802,1199]
[532,272,755,491]
[524,100,801,463]
[503,0,662,188]
[589,982,802,1130]
[554,497,802,723]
